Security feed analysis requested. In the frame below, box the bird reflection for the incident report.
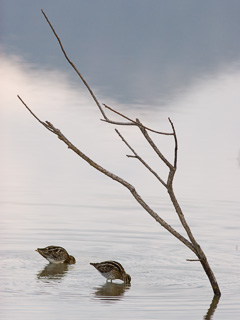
[37,263,69,280]
[92,281,131,302]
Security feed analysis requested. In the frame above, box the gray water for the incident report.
[1,197,240,319]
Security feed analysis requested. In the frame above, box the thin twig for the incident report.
[186,259,201,262]
[17,95,55,133]
[168,117,178,169]
[101,119,136,126]
[104,103,173,135]
[115,129,167,187]
[41,9,107,121]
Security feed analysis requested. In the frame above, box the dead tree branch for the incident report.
[115,129,167,187]
[103,103,173,135]
[18,9,221,297]
[40,9,107,121]
[17,95,196,254]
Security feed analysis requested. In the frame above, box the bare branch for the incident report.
[115,129,167,187]
[41,9,107,121]
[101,119,136,126]
[17,95,54,133]
[104,103,173,135]
[136,118,174,170]
[112,113,202,251]
[168,117,178,169]
[127,155,138,158]
[17,96,196,254]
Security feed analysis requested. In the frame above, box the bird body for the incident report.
[36,246,76,264]
[90,260,131,283]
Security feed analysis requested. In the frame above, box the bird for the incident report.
[90,260,131,283]
[36,246,76,264]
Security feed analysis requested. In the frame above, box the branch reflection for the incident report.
[92,282,131,302]
[204,294,221,320]
[37,263,69,281]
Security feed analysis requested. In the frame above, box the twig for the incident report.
[101,119,136,126]
[186,259,201,262]
[115,129,167,187]
[168,117,178,169]
[41,9,107,121]
[17,95,55,133]
[104,103,173,135]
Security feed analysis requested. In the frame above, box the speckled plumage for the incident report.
[90,260,131,283]
[36,246,76,264]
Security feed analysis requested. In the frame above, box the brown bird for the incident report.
[90,260,131,283]
[36,246,76,264]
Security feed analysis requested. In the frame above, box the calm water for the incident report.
[1,51,240,319]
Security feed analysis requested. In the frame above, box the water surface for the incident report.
[1,50,240,319]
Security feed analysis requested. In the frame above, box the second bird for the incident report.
[90,260,131,283]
